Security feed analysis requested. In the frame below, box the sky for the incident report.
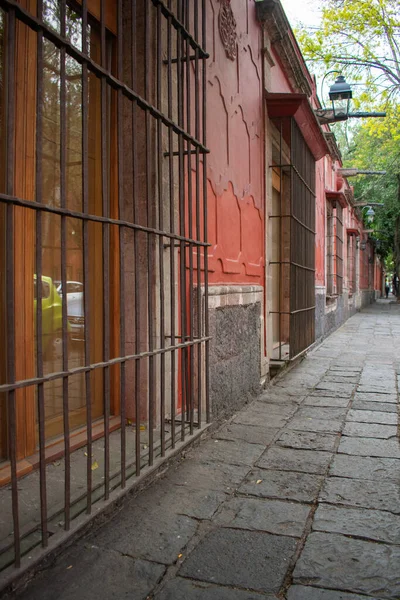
[280,0,322,28]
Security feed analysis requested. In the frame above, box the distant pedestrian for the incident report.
[385,283,390,298]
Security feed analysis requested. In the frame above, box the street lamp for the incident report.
[328,75,352,119]
[315,72,386,125]
[365,207,375,218]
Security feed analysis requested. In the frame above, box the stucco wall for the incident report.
[206,0,264,287]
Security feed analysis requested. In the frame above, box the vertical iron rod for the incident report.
[100,0,110,501]
[194,0,202,427]
[185,25,194,435]
[117,0,126,488]
[201,0,210,423]
[81,0,93,515]
[177,8,187,441]
[167,16,176,448]
[35,0,48,548]
[60,0,71,531]
[145,0,155,466]
[156,2,166,457]
[131,0,141,476]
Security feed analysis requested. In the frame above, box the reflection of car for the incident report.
[57,281,84,342]
[34,275,70,359]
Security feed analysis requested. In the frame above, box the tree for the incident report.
[297,0,400,105]
[296,0,400,291]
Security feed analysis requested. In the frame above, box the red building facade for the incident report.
[0,0,382,581]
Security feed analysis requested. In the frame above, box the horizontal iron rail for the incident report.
[269,260,315,272]
[0,336,211,394]
[269,163,316,197]
[0,193,211,247]
[270,306,316,315]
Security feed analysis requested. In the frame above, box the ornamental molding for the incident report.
[256,0,312,97]
[324,131,342,162]
[218,0,237,61]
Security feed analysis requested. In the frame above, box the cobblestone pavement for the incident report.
[10,300,400,599]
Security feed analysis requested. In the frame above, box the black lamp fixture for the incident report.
[328,75,352,119]
[315,72,385,125]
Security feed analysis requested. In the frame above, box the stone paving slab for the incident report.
[166,458,250,492]
[309,389,353,399]
[259,386,307,399]
[303,396,350,408]
[93,505,198,564]
[323,375,359,384]
[343,422,397,439]
[357,385,397,395]
[353,392,398,404]
[329,454,400,481]
[16,544,166,600]
[179,528,296,593]
[319,476,400,513]
[214,497,311,537]
[338,436,400,458]
[214,423,279,446]
[347,409,398,423]
[287,585,385,600]
[233,410,288,428]
[293,532,400,599]
[256,447,332,474]
[314,381,356,394]
[328,366,363,373]
[352,399,398,413]
[249,401,298,418]
[154,579,273,600]
[194,439,265,467]
[313,503,400,544]
[238,468,324,502]
[285,417,342,434]
[295,407,347,420]
[275,431,337,452]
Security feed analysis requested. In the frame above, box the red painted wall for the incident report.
[206,0,264,285]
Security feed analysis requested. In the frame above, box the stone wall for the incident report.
[315,287,373,343]
[208,285,264,420]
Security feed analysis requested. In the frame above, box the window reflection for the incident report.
[0,8,6,462]
[0,0,119,456]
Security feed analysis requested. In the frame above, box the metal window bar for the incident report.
[0,0,209,581]
[326,201,334,296]
[270,118,316,361]
[347,234,356,295]
[335,204,343,296]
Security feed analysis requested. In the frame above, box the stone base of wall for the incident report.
[361,289,375,307]
[315,287,374,343]
[208,285,264,421]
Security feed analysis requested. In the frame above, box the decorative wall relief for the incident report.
[218,0,237,61]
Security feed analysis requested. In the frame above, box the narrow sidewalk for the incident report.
[9,300,400,600]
